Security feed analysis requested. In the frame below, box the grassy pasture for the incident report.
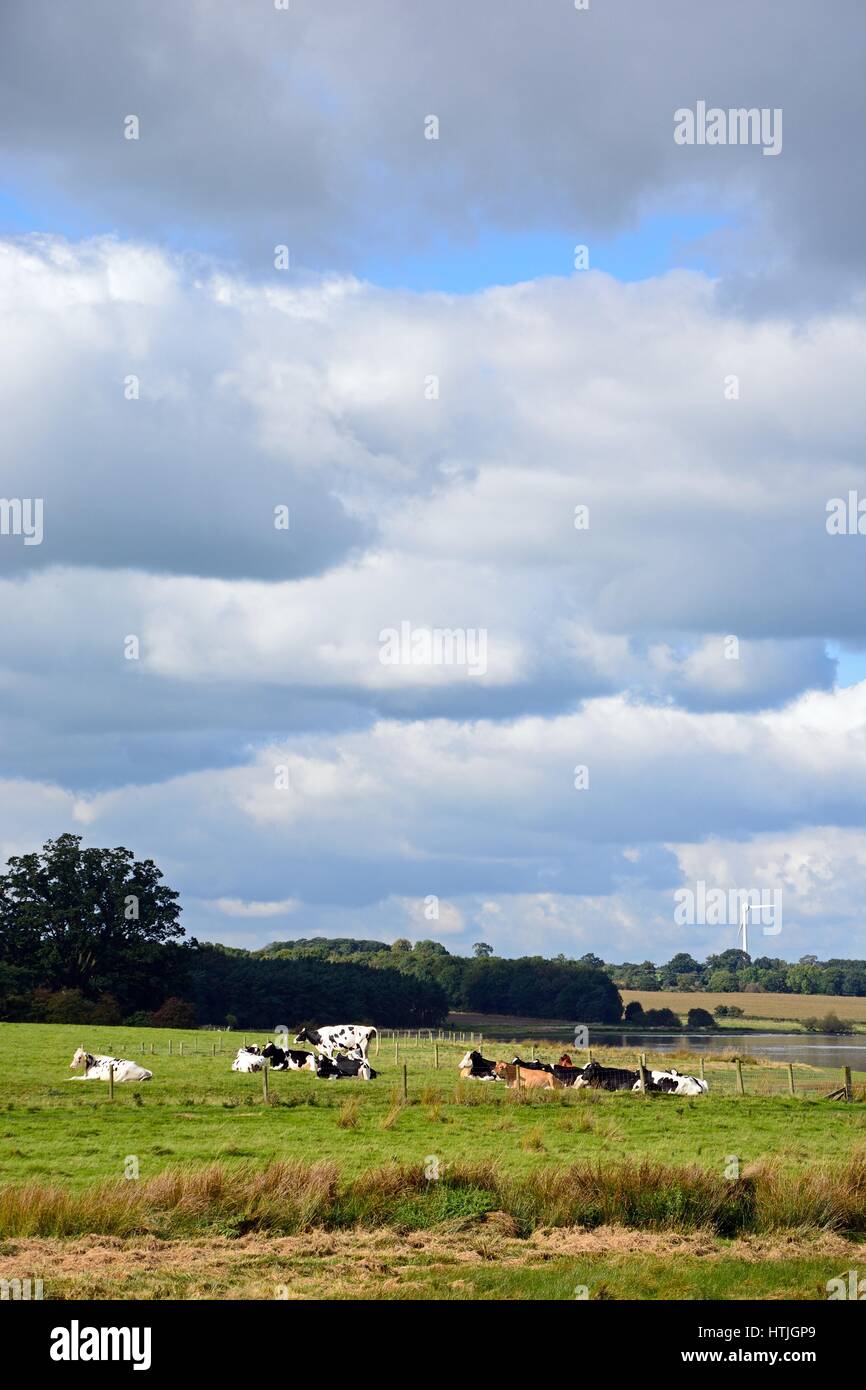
[1,1021,864,1299]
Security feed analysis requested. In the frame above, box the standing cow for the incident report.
[294,1024,377,1061]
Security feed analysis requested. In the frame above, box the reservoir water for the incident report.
[599,1031,866,1071]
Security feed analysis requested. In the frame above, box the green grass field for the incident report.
[1,1021,864,1300]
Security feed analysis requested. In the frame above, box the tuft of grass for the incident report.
[520,1126,546,1153]
[337,1099,360,1130]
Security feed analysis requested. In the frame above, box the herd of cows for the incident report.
[65,1031,708,1095]
[459,1050,709,1095]
[66,1025,380,1084]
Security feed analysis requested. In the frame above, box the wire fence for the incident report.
[88,1029,863,1101]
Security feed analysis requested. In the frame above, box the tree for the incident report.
[687,1007,715,1029]
[151,996,198,1029]
[472,942,494,958]
[0,833,183,995]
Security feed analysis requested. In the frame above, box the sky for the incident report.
[1,0,865,963]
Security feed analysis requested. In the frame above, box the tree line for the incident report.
[0,837,446,1029]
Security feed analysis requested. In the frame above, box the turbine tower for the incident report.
[739,901,749,956]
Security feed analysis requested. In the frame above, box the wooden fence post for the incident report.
[637,1054,647,1094]
[179,1041,184,1056]
[108,1064,114,1102]
[844,1066,853,1102]
[262,1065,269,1102]
[788,1063,795,1096]
[735,1058,744,1095]
[699,1057,705,1080]
[434,1042,439,1069]
[402,1063,408,1101]
[168,1039,172,1055]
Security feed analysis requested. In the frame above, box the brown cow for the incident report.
[494,1061,561,1089]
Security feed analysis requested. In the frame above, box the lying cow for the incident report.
[68,1049,153,1083]
[510,1055,554,1073]
[633,1068,679,1093]
[495,1061,560,1089]
[315,1053,376,1080]
[552,1064,583,1088]
[574,1060,638,1092]
[458,1049,499,1081]
[261,1043,315,1071]
[667,1068,708,1096]
[295,1024,377,1060]
[631,1067,708,1096]
[232,1047,264,1073]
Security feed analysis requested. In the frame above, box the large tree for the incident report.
[0,833,183,995]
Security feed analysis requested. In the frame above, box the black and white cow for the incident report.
[314,1052,377,1081]
[261,1044,315,1071]
[632,1068,680,1093]
[574,1060,638,1092]
[633,1067,708,1096]
[68,1049,153,1083]
[458,1049,499,1081]
[231,1047,264,1073]
[294,1024,377,1061]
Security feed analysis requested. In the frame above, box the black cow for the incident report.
[458,1049,499,1080]
[552,1064,583,1087]
[315,1053,377,1080]
[510,1055,554,1073]
[576,1060,638,1092]
[262,1044,315,1071]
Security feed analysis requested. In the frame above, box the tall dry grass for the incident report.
[1,1153,864,1239]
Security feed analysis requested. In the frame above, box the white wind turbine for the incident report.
[738,901,762,956]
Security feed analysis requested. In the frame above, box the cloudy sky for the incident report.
[1,0,865,962]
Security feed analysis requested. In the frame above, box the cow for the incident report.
[261,1043,315,1071]
[669,1069,708,1096]
[632,1069,680,1093]
[231,1047,264,1073]
[314,1052,377,1081]
[294,1024,377,1061]
[495,1061,560,1089]
[631,1068,708,1096]
[458,1049,499,1081]
[68,1049,153,1083]
[552,1064,583,1088]
[574,1060,638,1092]
[510,1055,554,1073]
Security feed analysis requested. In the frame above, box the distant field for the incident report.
[1,1021,864,1300]
[621,991,866,1024]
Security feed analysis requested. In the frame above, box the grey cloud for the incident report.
[0,2,862,302]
